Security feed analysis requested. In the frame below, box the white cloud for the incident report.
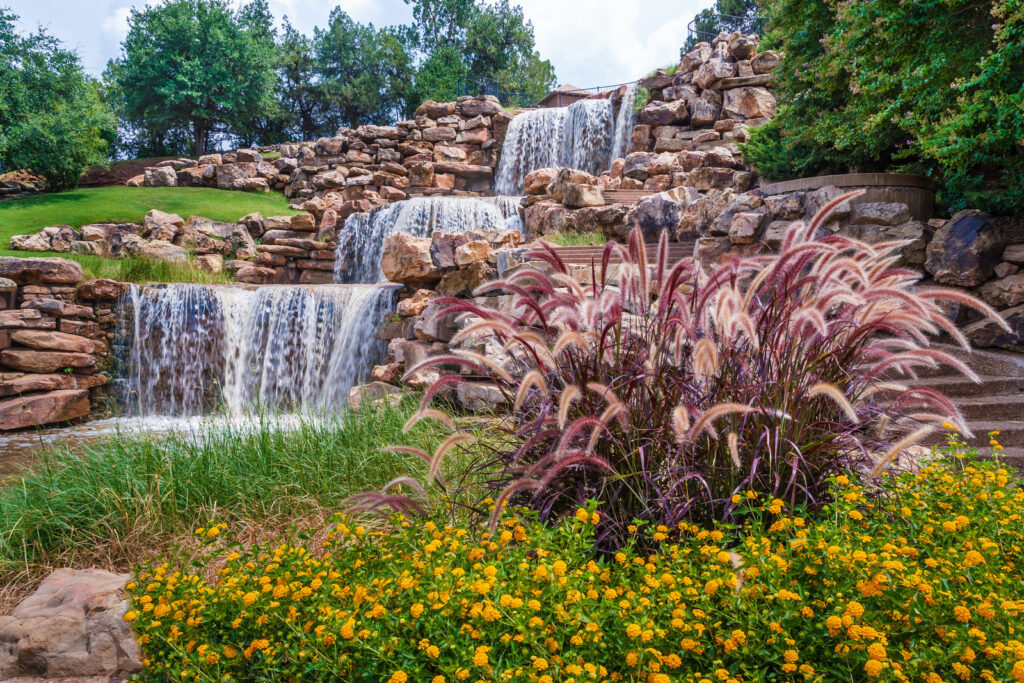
[101,6,132,42]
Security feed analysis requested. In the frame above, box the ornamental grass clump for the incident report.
[384,192,1006,546]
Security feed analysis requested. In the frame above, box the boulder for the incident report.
[0,349,96,373]
[727,31,758,60]
[215,162,257,190]
[236,148,262,163]
[195,253,224,274]
[0,257,82,285]
[751,50,782,74]
[10,330,105,354]
[230,224,257,260]
[561,183,604,208]
[722,87,777,120]
[964,304,1024,351]
[625,188,700,242]
[0,568,142,678]
[234,265,277,284]
[144,165,177,187]
[348,381,407,410]
[0,388,91,429]
[693,59,737,89]
[396,289,438,317]
[238,212,265,239]
[454,240,493,267]
[1003,244,1024,265]
[690,94,723,127]
[849,202,911,226]
[456,382,507,412]
[679,43,713,72]
[186,215,235,239]
[138,240,188,263]
[729,211,767,244]
[9,232,53,252]
[978,272,1024,309]
[0,373,106,398]
[413,301,460,342]
[382,233,441,285]
[925,209,1005,287]
[76,278,124,301]
[436,261,496,297]
[0,309,55,330]
[143,210,185,240]
[638,100,689,126]
[524,168,558,195]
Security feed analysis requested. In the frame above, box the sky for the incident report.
[10,0,713,89]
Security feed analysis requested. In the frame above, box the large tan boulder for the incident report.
[9,233,52,252]
[0,257,82,285]
[722,87,777,119]
[0,389,91,430]
[10,330,105,354]
[0,569,143,679]
[524,168,558,195]
[382,233,441,285]
[143,165,177,187]
[142,209,184,240]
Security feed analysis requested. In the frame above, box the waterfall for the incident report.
[116,283,397,416]
[493,85,641,195]
[334,196,523,284]
[611,82,639,162]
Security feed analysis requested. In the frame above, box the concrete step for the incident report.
[952,395,1024,421]
[909,375,1024,399]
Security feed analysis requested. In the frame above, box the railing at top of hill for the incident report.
[685,13,766,50]
[457,77,641,109]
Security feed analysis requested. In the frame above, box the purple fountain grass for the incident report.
[354,191,1009,549]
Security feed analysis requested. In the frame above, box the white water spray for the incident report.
[334,196,523,284]
[116,283,397,416]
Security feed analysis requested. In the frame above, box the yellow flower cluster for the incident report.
[127,454,1024,682]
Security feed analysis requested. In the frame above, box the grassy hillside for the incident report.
[0,186,299,257]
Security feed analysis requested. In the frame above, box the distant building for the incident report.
[536,84,590,108]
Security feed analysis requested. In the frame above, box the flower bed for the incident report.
[127,445,1024,682]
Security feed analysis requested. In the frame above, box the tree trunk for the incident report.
[193,119,206,157]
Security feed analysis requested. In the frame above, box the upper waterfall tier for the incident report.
[333,196,523,284]
[493,87,638,195]
[115,283,397,416]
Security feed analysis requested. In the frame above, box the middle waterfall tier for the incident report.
[333,196,523,284]
[115,283,398,416]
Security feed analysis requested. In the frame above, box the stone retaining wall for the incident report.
[0,258,122,430]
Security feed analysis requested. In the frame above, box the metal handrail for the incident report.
[457,77,641,109]
[685,13,765,50]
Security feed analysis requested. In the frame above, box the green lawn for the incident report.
[0,186,299,257]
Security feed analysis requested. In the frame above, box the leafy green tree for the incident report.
[109,0,277,156]
[0,9,115,189]
[414,44,467,103]
[276,19,331,141]
[316,9,417,128]
[464,0,555,95]
[752,0,1020,213]
[404,0,475,53]
[232,0,287,147]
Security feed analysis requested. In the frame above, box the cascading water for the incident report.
[116,283,397,416]
[334,196,523,284]
[493,99,614,195]
[493,84,641,195]
[610,82,639,163]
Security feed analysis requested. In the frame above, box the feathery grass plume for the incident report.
[363,191,1001,549]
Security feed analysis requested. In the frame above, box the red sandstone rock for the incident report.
[0,388,91,429]
[381,233,441,285]
[0,257,82,285]
[10,330,106,354]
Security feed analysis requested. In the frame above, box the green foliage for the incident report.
[275,19,330,141]
[541,229,606,246]
[71,256,234,284]
[741,116,841,181]
[128,453,1024,681]
[406,0,556,101]
[0,9,115,190]
[764,0,1023,214]
[107,0,277,156]
[315,9,418,127]
[415,44,467,103]
[0,186,296,256]
[0,399,448,576]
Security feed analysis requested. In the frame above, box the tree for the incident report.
[0,9,115,189]
[232,0,286,147]
[405,0,556,101]
[276,18,330,141]
[316,9,417,128]
[109,0,277,156]
[414,44,467,104]
[748,0,1020,213]
[464,0,555,95]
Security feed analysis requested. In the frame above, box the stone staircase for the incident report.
[547,241,697,265]
[911,344,1024,468]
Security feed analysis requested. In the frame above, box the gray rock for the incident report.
[925,209,1005,287]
